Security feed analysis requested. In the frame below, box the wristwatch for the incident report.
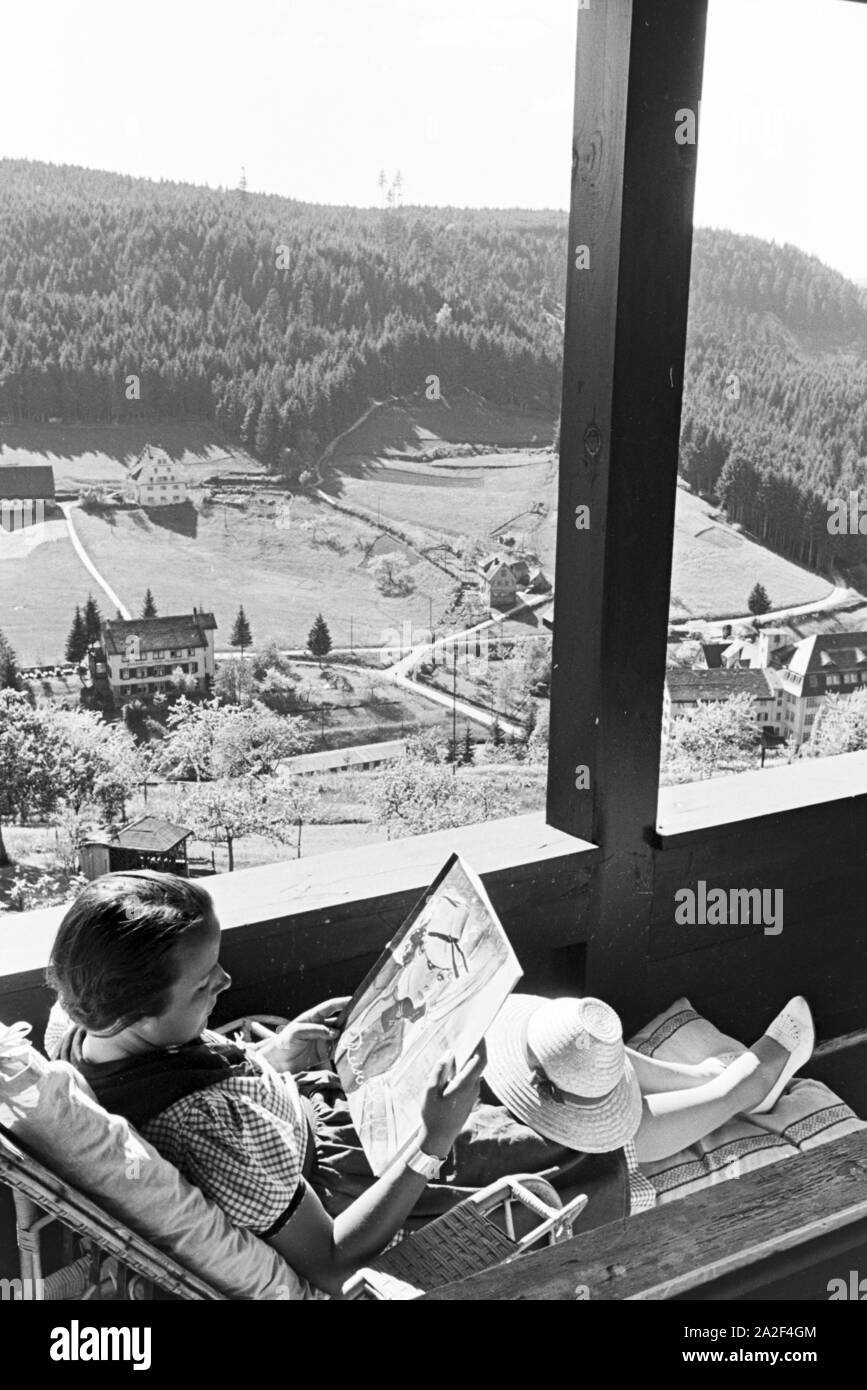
[404,1142,445,1179]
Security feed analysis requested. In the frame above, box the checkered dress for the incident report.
[142,1033,309,1238]
[623,1138,657,1214]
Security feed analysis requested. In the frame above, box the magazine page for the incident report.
[333,853,523,1175]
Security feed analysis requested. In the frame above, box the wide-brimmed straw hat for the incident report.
[484,994,642,1153]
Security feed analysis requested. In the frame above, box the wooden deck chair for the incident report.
[342,1176,589,1300]
[0,1014,294,1301]
[0,1123,224,1301]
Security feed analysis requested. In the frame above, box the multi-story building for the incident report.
[671,629,867,751]
[125,447,187,507]
[479,556,519,610]
[478,553,548,610]
[662,668,777,744]
[773,632,867,747]
[91,610,217,701]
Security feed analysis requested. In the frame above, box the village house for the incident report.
[662,668,778,745]
[687,628,867,749]
[720,628,791,671]
[125,447,187,506]
[0,464,56,530]
[478,552,549,610]
[772,632,867,748]
[88,610,217,701]
[479,556,518,609]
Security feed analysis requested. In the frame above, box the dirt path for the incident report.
[60,502,131,619]
[669,583,861,635]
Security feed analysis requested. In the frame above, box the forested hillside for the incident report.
[681,229,867,586]
[0,160,564,467]
[1,161,866,584]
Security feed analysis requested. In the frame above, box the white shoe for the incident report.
[750,996,815,1114]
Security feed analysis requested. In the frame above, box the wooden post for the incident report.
[547,0,708,1025]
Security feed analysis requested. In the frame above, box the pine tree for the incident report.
[490,716,505,748]
[0,630,19,690]
[747,583,772,616]
[83,594,102,643]
[142,589,157,618]
[307,613,332,665]
[65,606,88,663]
[444,736,458,764]
[460,728,475,764]
[230,605,253,656]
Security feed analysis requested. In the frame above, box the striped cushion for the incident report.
[627,999,865,1205]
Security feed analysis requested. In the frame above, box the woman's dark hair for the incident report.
[47,871,217,1035]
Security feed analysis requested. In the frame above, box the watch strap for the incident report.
[404,1143,445,1179]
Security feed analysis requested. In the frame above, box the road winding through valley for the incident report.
[60,502,131,620]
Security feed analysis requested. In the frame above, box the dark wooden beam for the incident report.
[547,0,708,1027]
[424,1129,867,1301]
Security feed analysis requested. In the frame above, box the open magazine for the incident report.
[332,853,523,1176]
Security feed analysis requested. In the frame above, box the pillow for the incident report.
[627,998,866,1205]
[0,1022,322,1300]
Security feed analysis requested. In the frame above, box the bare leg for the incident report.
[626,1046,729,1094]
[633,1037,788,1163]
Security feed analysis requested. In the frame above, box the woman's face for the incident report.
[136,916,231,1048]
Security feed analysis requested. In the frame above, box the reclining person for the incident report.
[48,872,814,1293]
[48,872,484,1296]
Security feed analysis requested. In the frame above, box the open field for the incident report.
[331,451,559,567]
[0,523,94,667]
[0,423,265,490]
[71,493,455,653]
[332,431,831,620]
[327,391,555,459]
[669,488,832,620]
[0,407,839,673]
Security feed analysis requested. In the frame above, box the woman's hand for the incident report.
[260,997,351,1074]
[419,1042,487,1159]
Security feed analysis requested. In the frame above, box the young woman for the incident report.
[48,871,484,1296]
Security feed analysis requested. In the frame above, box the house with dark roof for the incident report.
[0,464,56,530]
[663,668,778,743]
[92,610,217,700]
[774,631,867,747]
[79,816,195,880]
[698,642,726,670]
[478,552,548,610]
[478,556,519,609]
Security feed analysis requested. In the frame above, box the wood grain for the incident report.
[424,1130,867,1301]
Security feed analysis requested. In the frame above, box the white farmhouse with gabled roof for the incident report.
[96,610,217,699]
[126,447,187,507]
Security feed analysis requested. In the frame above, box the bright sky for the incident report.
[1,0,864,281]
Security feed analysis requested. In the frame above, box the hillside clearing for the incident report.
[70,495,455,651]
